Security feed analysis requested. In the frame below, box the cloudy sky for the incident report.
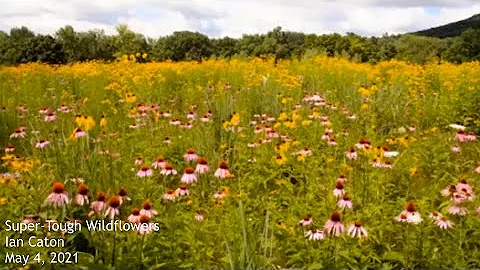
[1,0,480,38]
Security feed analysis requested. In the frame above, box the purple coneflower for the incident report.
[46,182,69,208]
[347,221,368,238]
[324,211,344,236]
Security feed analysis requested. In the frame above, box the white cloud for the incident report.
[0,0,479,37]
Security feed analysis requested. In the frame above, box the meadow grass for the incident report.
[1,56,480,269]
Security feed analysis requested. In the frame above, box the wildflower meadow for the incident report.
[1,55,480,269]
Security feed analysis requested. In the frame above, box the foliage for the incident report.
[1,21,480,65]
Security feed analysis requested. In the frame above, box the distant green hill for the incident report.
[414,14,480,38]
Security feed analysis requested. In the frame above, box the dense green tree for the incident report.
[22,35,65,64]
[112,24,149,57]
[394,34,447,64]
[76,30,115,61]
[445,28,480,63]
[154,31,212,61]
[211,37,239,58]
[56,25,77,62]
[1,24,480,65]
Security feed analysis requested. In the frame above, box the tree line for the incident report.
[0,24,479,65]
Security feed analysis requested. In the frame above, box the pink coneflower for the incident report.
[44,112,57,122]
[74,184,89,206]
[129,123,139,129]
[201,115,210,123]
[213,188,228,199]
[370,158,381,168]
[321,132,330,141]
[254,126,264,134]
[447,204,468,216]
[89,192,106,216]
[409,125,416,132]
[333,182,345,198]
[466,132,476,141]
[298,215,313,226]
[296,148,313,157]
[305,229,325,241]
[187,111,196,120]
[195,209,205,222]
[135,157,143,166]
[346,148,357,160]
[215,161,233,179]
[140,200,158,217]
[39,107,49,114]
[105,196,121,219]
[161,163,177,176]
[46,182,69,208]
[441,184,457,197]
[152,156,166,169]
[176,184,190,196]
[58,104,70,113]
[137,165,153,178]
[451,192,468,204]
[181,122,193,129]
[456,179,473,196]
[455,130,466,142]
[35,140,50,148]
[163,137,171,144]
[355,138,369,150]
[137,215,155,235]
[5,144,15,153]
[435,216,454,230]
[336,174,347,184]
[181,167,197,184]
[347,114,357,120]
[16,105,28,113]
[73,128,86,139]
[128,208,141,223]
[320,120,331,126]
[396,201,423,224]
[22,215,40,224]
[162,111,172,118]
[247,142,260,148]
[348,221,368,238]
[396,213,408,222]
[429,211,443,221]
[10,128,26,139]
[163,189,177,201]
[183,148,198,161]
[451,145,461,153]
[170,119,181,126]
[328,139,337,146]
[324,211,345,236]
[118,187,131,204]
[195,157,210,174]
[338,194,353,209]
[267,130,279,139]
[382,161,393,169]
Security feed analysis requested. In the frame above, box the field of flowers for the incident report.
[1,56,480,269]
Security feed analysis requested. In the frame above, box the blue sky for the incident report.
[0,0,479,38]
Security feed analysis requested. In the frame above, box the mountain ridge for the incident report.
[413,13,480,38]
